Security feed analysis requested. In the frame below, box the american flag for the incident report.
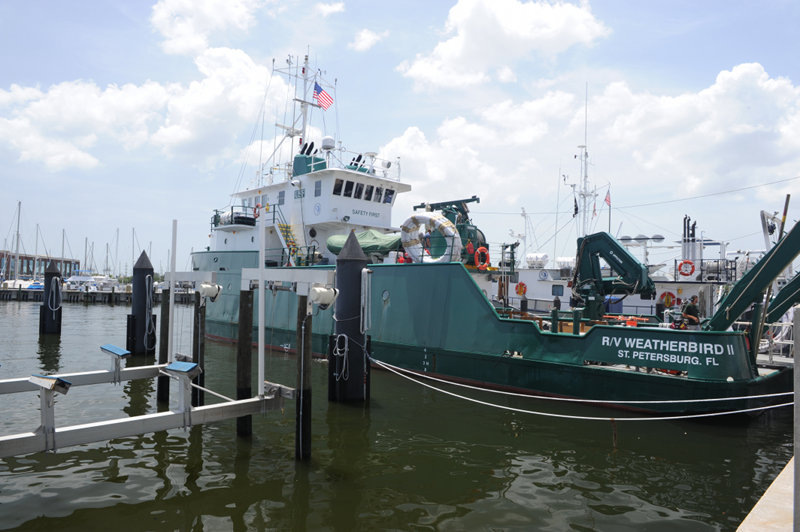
[604,190,611,206]
[313,82,333,110]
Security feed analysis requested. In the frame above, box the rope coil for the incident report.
[47,276,63,319]
[144,274,156,351]
[333,334,350,381]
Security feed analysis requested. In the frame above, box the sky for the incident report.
[1,0,798,275]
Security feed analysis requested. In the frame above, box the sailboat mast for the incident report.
[13,201,20,281]
[33,224,39,280]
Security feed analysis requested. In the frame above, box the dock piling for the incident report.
[192,291,206,407]
[329,231,370,403]
[126,251,157,355]
[39,261,62,335]
[296,294,312,460]
[236,289,254,437]
[157,288,170,403]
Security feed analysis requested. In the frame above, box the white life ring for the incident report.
[400,212,463,264]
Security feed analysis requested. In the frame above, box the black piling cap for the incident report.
[45,260,61,276]
[133,250,153,271]
[337,230,367,262]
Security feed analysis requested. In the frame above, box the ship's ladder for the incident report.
[277,222,300,266]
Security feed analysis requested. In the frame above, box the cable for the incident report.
[370,357,793,421]
[372,357,792,404]
[144,274,155,351]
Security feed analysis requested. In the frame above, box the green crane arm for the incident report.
[572,232,656,320]
[705,220,800,331]
[574,232,656,298]
[412,196,480,225]
[764,270,800,324]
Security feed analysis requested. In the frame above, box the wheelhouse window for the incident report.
[314,180,322,197]
[354,182,364,199]
[343,180,354,197]
[364,184,374,201]
[333,179,343,195]
[383,189,395,204]
[373,187,383,202]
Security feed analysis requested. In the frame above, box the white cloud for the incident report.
[314,2,344,17]
[382,62,800,238]
[151,0,265,55]
[0,45,280,172]
[348,29,389,52]
[0,85,44,108]
[398,0,610,88]
[0,80,171,171]
[593,63,800,192]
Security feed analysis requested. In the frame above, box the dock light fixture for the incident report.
[309,285,338,310]
[28,374,71,395]
[198,282,222,303]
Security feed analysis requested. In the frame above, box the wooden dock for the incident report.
[0,288,195,305]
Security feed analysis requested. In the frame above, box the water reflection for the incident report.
[36,334,61,373]
[324,403,371,531]
[123,354,156,417]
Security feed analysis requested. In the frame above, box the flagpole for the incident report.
[607,188,611,234]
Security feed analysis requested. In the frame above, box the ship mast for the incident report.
[299,54,310,147]
[576,85,596,238]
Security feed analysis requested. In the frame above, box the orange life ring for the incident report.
[515,282,527,296]
[254,203,261,219]
[475,247,490,270]
[659,291,676,307]
[678,260,695,276]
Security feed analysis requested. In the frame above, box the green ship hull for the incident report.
[191,250,792,415]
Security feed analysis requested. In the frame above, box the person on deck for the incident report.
[682,295,700,330]
[465,239,474,262]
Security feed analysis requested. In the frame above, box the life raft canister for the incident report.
[515,282,527,296]
[399,212,463,264]
[475,246,490,270]
[678,260,695,276]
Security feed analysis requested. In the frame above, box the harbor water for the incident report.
[0,301,793,531]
